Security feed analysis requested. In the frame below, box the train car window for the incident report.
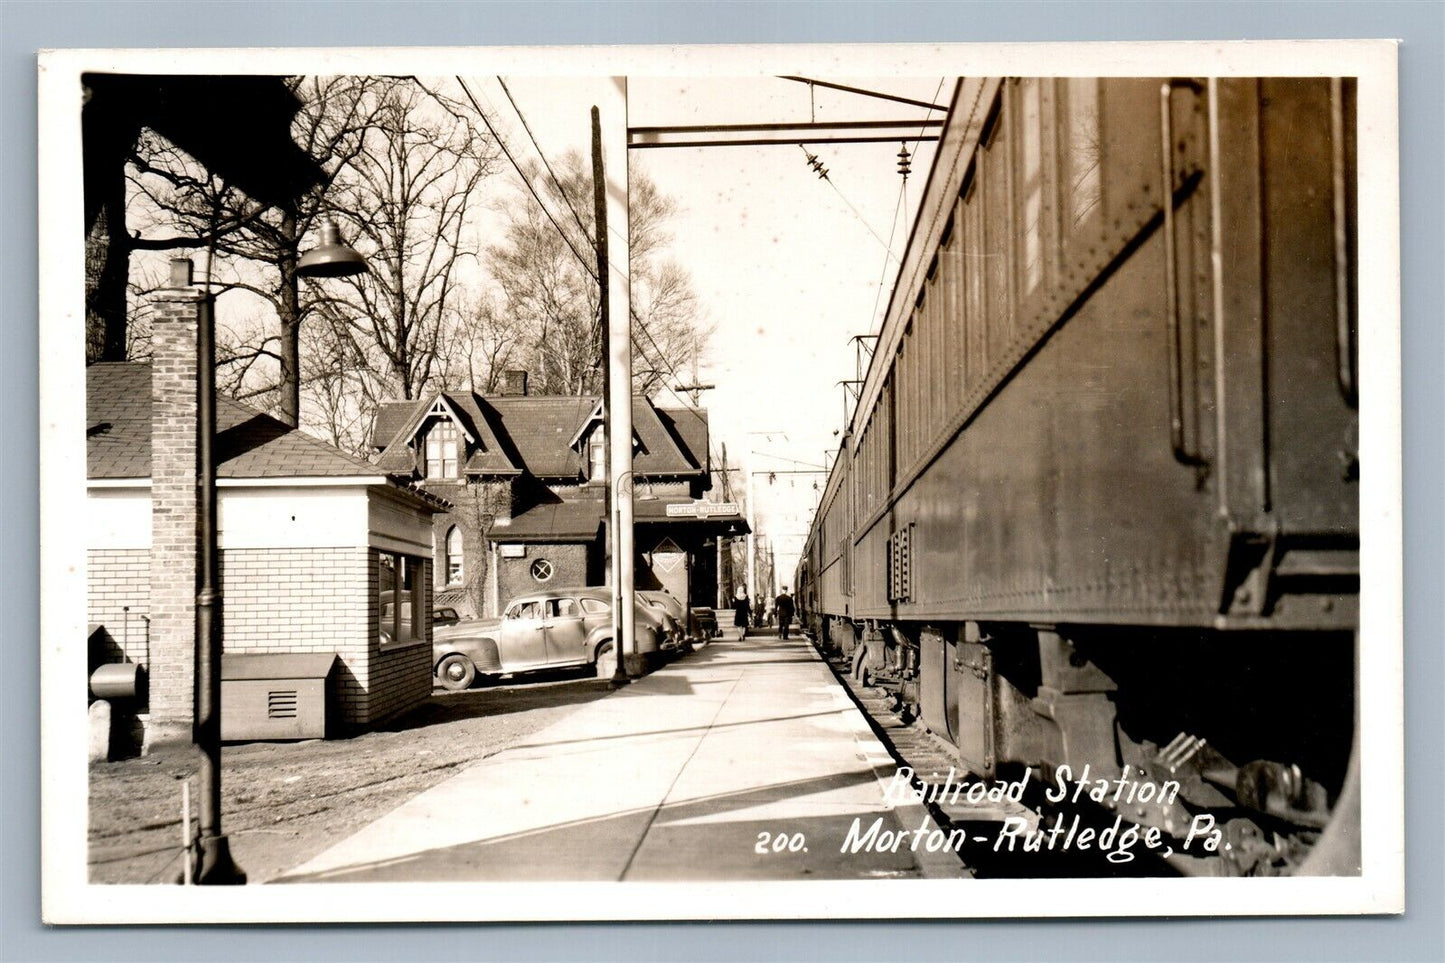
[1017,77,1046,298]
[962,177,986,391]
[924,256,941,441]
[942,204,962,418]
[1061,77,1102,232]
[983,92,1014,366]
[899,326,912,469]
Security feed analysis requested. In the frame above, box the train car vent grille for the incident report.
[888,523,915,603]
[267,690,299,719]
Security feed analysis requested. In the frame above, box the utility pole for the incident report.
[597,82,639,677]
[717,442,735,608]
[592,106,628,688]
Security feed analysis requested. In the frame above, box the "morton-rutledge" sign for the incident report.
[665,501,739,518]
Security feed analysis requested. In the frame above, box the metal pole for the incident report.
[592,107,627,689]
[193,291,244,884]
[601,80,638,677]
[746,463,756,607]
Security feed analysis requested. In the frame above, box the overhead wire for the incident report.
[845,77,948,449]
[496,76,596,247]
[455,76,598,284]
[465,77,707,432]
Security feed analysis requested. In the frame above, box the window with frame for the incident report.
[1061,77,1102,232]
[506,599,541,620]
[548,598,579,618]
[425,419,460,480]
[444,526,464,585]
[588,431,606,482]
[378,551,425,647]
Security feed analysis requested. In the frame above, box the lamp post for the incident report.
[186,216,364,885]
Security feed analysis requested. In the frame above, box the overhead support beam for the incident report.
[627,119,943,150]
[777,76,952,112]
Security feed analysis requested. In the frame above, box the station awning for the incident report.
[491,496,748,544]
[491,500,604,543]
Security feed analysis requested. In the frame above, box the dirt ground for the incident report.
[88,669,617,884]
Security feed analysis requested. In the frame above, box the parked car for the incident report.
[432,586,667,691]
[432,606,462,627]
[637,590,687,645]
[690,606,720,640]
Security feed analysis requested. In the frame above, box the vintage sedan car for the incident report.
[432,586,667,690]
[637,590,687,645]
[432,606,462,627]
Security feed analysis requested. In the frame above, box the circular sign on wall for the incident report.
[529,558,554,582]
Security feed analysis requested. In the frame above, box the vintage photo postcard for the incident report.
[38,40,1403,923]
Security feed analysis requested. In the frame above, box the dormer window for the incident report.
[589,431,606,483]
[425,419,460,479]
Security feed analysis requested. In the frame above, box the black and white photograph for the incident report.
[37,41,1404,923]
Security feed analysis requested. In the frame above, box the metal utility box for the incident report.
[221,653,338,741]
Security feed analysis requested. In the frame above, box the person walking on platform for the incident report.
[732,589,752,641]
[775,589,796,640]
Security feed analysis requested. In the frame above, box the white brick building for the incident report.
[87,359,449,745]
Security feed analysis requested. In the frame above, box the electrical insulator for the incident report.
[897,142,912,178]
[801,148,829,180]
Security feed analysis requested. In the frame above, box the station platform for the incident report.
[280,631,968,882]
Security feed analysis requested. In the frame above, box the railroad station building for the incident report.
[370,371,747,622]
[85,288,450,749]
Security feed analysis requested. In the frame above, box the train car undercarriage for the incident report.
[814,617,1357,877]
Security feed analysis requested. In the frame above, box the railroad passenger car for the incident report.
[799,77,1359,876]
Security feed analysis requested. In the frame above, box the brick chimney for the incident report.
[144,258,205,748]
[501,369,529,396]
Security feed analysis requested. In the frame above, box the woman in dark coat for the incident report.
[732,591,752,640]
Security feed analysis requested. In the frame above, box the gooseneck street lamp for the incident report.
[187,216,365,885]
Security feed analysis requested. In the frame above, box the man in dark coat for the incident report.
[775,589,796,640]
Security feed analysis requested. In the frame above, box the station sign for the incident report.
[665,501,740,518]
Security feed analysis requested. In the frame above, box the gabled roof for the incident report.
[657,406,709,474]
[487,395,701,478]
[372,391,521,477]
[86,364,448,511]
[372,391,709,481]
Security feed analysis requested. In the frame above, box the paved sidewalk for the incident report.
[280,632,967,882]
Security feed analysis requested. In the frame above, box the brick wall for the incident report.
[147,281,205,741]
[221,546,431,728]
[427,479,512,619]
[89,540,433,732]
[87,548,151,663]
[365,547,433,724]
[498,542,591,604]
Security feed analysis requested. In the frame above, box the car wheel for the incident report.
[594,642,616,680]
[436,654,476,691]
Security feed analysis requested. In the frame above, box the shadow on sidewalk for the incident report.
[378,671,618,734]
[277,767,938,883]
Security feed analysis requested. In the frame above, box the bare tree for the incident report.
[123,76,391,425]
[305,81,499,426]
[485,150,710,397]
[449,480,512,618]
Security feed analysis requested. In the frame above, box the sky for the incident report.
[456,74,948,589]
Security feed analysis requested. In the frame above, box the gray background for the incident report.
[2,2,1439,960]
